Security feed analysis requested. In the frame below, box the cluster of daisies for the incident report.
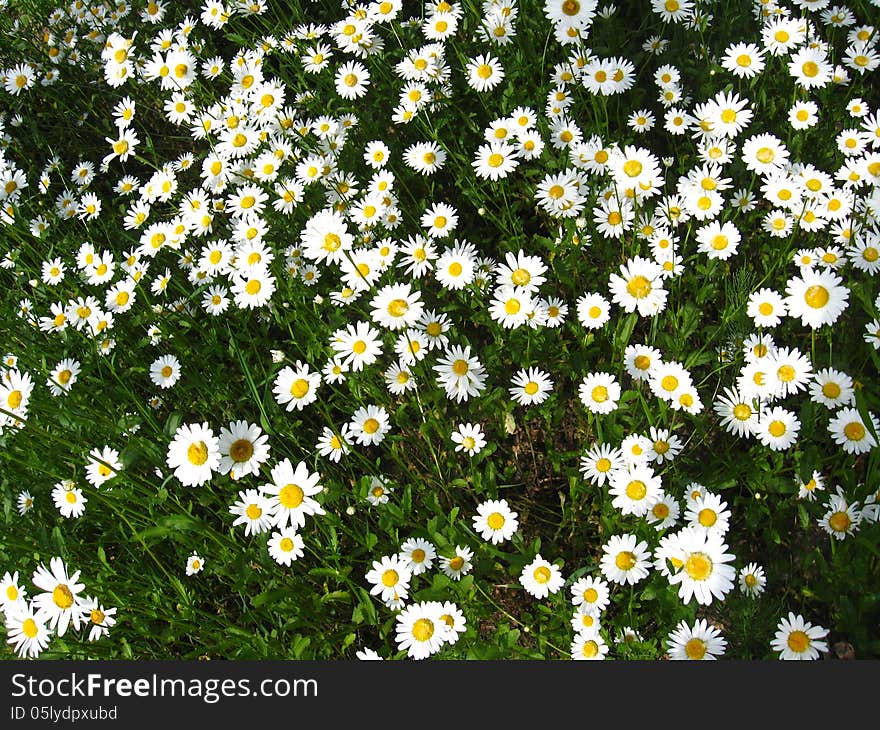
[165,420,326,567]
[0,0,878,663]
[2,557,116,658]
[362,536,472,658]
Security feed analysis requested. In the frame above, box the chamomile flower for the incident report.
[608,464,663,517]
[570,630,609,660]
[623,344,663,381]
[509,367,553,406]
[576,292,611,329]
[578,371,621,415]
[85,446,123,487]
[520,554,565,599]
[366,554,412,604]
[349,404,391,446]
[5,601,51,658]
[31,557,84,637]
[52,480,87,518]
[599,533,652,586]
[667,619,727,660]
[395,601,446,660]
[149,354,181,390]
[755,406,801,451]
[185,553,205,576]
[81,596,117,642]
[784,267,849,329]
[229,488,274,536]
[738,563,766,598]
[472,499,519,544]
[166,422,221,487]
[809,368,855,409]
[684,492,731,537]
[646,493,681,531]
[399,537,437,576]
[771,612,828,660]
[273,361,321,412]
[570,575,610,615]
[440,545,474,581]
[217,420,270,479]
[747,288,787,328]
[466,53,505,92]
[267,527,305,566]
[579,442,624,487]
[827,407,878,455]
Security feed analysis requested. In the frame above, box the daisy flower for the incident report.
[398,537,437,576]
[166,422,221,487]
[599,533,651,586]
[185,553,204,576]
[439,545,474,581]
[267,527,305,566]
[81,596,117,642]
[739,563,766,598]
[771,612,828,660]
[665,526,737,606]
[608,464,663,517]
[818,488,862,540]
[229,488,274,536]
[827,407,878,455]
[149,354,181,389]
[520,554,565,599]
[579,442,624,486]
[261,458,324,530]
[755,406,801,451]
[646,493,681,531]
[667,619,727,660]
[366,554,412,604]
[273,360,321,412]
[784,268,849,329]
[569,575,610,615]
[509,367,553,406]
[217,420,270,479]
[465,53,505,92]
[395,601,446,660]
[578,371,621,415]
[84,445,123,487]
[472,499,519,544]
[52,480,87,519]
[571,630,609,660]
[5,601,51,658]
[451,422,487,455]
[31,557,84,638]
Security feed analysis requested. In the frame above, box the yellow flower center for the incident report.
[787,630,810,653]
[843,422,865,441]
[412,618,434,642]
[22,618,39,638]
[615,551,636,570]
[267,480,303,512]
[487,512,505,530]
[626,275,651,298]
[534,566,552,584]
[52,584,74,609]
[187,441,209,465]
[626,480,647,500]
[829,511,851,532]
[768,420,787,438]
[685,638,707,659]
[229,439,254,463]
[803,285,829,308]
[685,552,712,580]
